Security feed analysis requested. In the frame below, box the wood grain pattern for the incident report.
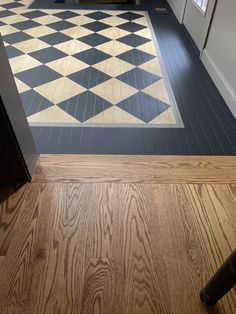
[0,156,236,313]
[85,184,119,258]
[118,184,170,314]
[81,258,118,314]
[35,183,91,314]
[33,155,236,184]
[0,183,51,312]
[0,183,28,256]
[150,184,236,314]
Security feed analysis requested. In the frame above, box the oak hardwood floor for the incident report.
[0,155,236,313]
[33,155,236,184]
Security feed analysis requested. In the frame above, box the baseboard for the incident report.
[166,0,184,22]
[201,50,236,118]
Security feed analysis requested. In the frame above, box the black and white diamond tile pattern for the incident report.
[21,10,47,19]
[58,91,112,122]
[29,46,67,63]
[5,45,23,58]
[1,1,180,127]
[3,31,33,44]
[73,48,111,65]
[82,21,111,32]
[117,68,161,90]
[117,33,150,47]
[20,89,54,116]
[53,10,78,20]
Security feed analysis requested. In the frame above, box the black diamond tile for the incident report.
[117,49,155,66]
[0,10,15,18]
[73,48,111,65]
[47,21,76,31]
[58,91,112,122]
[82,21,111,32]
[2,32,33,44]
[68,67,111,89]
[85,11,111,21]
[29,47,67,63]
[2,2,24,9]
[5,46,23,58]
[117,22,146,33]
[117,34,150,47]
[116,12,144,21]
[22,10,47,19]
[79,33,110,47]
[117,67,161,90]
[117,92,170,123]
[0,21,5,26]
[15,65,62,88]
[12,20,40,31]
[39,32,71,45]
[53,10,78,20]
[20,89,54,117]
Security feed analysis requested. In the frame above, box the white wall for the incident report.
[167,0,186,22]
[201,0,236,117]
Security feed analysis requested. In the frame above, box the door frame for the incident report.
[0,36,38,181]
[182,0,218,55]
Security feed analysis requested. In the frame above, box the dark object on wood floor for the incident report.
[200,249,236,306]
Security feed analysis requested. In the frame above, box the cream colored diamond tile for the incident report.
[2,15,28,24]
[70,9,95,15]
[134,17,148,27]
[54,39,90,55]
[34,15,61,25]
[149,107,176,124]
[137,41,157,56]
[98,27,129,40]
[61,26,93,39]
[142,79,171,105]
[9,54,42,74]
[14,77,31,93]
[67,9,79,14]
[67,16,94,26]
[24,25,55,37]
[9,7,29,14]
[138,58,163,77]
[28,105,80,123]
[0,25,18,36]
[13,38,49,53]
[85,106,144,124]
[135,28,152,39]
[20,0,29,4]
[101,16,127,27]
[107,10,127,15]
[0,0,10,5]
[108,10,145,16]
[93,57,135,77]
[40,9,63,14]
[97,40,131,56]
[35,77,86,104]
[47,56,88,76]
[133,11,146,16]
[91,78,137,105]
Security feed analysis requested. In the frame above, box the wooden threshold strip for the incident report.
[32,155,236,184]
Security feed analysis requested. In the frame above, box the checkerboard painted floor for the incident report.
[1,0,183,127]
